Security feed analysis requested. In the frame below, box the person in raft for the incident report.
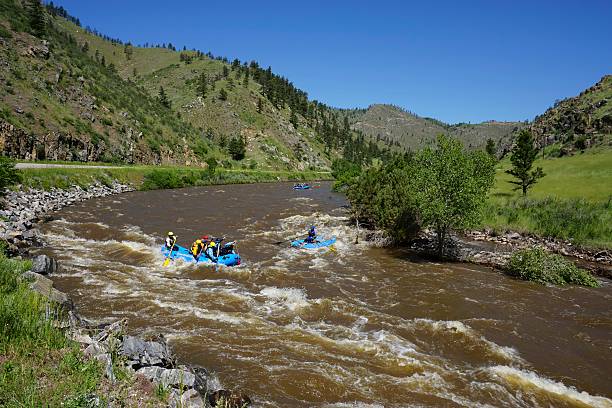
[305,225,317,243]
[190,239,205,261]
[204,240,218,262]
[165,232,178,251]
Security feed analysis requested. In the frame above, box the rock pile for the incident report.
[0,182,133,254]
[21,255,251,407]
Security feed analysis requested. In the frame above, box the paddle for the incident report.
[163,240,176,267]
[273,235,306,245]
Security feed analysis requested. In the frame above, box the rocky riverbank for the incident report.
[0,182,134,255]
[2,183,252,407]
[404,229,611,279]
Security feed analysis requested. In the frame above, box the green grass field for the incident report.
[483,148,612,248]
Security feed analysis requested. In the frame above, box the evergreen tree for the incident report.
[289,109,298,129]
[222,65,229,77]
[81,41,89,53]
[100,55,106,66]
[228,136,246,160]
[158,86,171,108]
[506,130,545,196]
[218,88,227,101]
[196,73,207,97]
[485,138,496,158]
[28,0,46,38]
[257,98,263,114]
[243,70,249,87]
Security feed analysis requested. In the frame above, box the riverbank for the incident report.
[17,163,332,191]
[0,182,251,407]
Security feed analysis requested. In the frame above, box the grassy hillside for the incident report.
[483,149,612,248]
[55,17,338,171]
[339,104,523,154]
[0,0,223,166]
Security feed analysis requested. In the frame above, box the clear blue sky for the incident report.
[53,0,611,124]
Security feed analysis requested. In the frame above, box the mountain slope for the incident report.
[530,75,611,153]
[340,104,523,154]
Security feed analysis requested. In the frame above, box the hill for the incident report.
[339,104,523,155]
[530,75,611,155]
[0,1,368,170]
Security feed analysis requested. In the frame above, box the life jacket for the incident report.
[166,236,176,249]
[191,242,202,257]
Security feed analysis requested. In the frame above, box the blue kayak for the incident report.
[293,184,311,190]
[291,237,337,249]
[161,244,241,266]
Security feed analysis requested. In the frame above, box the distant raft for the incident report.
[293,183,311,190]
[161,244,241,266]
[291,237,337,249]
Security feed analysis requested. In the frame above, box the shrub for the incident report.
[507,248,599,287]
[141,169,184,190]
[0,156,22,198]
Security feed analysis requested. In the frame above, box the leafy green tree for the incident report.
[0,157,21,200]
[218,88,227,101]
[158,86,171,108]
[228,136,246,160]
[506,129,545,196]
[28,0,46,38]
[413,135,495,256]
[205,157,218,173]
[485,138,496,158]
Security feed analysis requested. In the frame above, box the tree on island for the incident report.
[413,135,496,256]
[506,129,544,196]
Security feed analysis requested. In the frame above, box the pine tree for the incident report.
[228,136,246,160]
[158,86,171,108]
[243,70,249,87]
[257,98,263,114]
[222,65,229,77]
[289,109,298,129]
[100,55,106,66]
[485,138,496,158]
[218,88,227,101]
[506,130,545,196]
[196,73,207,97]
[28,0,46,38]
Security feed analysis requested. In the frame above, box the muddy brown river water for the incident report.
[36,182,612,407]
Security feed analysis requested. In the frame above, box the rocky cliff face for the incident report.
[530,75,612,150]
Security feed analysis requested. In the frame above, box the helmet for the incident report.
[209,241,216,247]
[168,232,175,236]
[196,239,202,244]
[202,235,209,240]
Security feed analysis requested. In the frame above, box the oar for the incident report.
[273,235,306,245]
[328,244,337,253]
[163,241,176,267]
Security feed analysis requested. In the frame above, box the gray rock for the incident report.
[136,366,195,389]
[121,335,174,368]
[30,254,58,275]
[169,388,205,408]
[84,342,106,358]
[21,271,73,310]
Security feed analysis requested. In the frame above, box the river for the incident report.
[36,182,612,407]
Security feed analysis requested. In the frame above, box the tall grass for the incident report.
[483,196,612,248]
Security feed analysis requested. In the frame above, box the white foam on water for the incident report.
[414,319,522,363]
[259,286,310,311]
[488,365,612,408]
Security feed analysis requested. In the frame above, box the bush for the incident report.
[0,156,21,198]
[507,248,599,287]
[141,169,184,190]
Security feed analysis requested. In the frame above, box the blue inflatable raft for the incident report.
[161,244,241,266]
[291,237,337,249]
[293,184,311,190]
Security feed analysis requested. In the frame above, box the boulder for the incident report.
[30,254,58,275]
[169,388,205,408]
[136,366,195,389]
[121,335,174,368]
[21,271,73,310]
